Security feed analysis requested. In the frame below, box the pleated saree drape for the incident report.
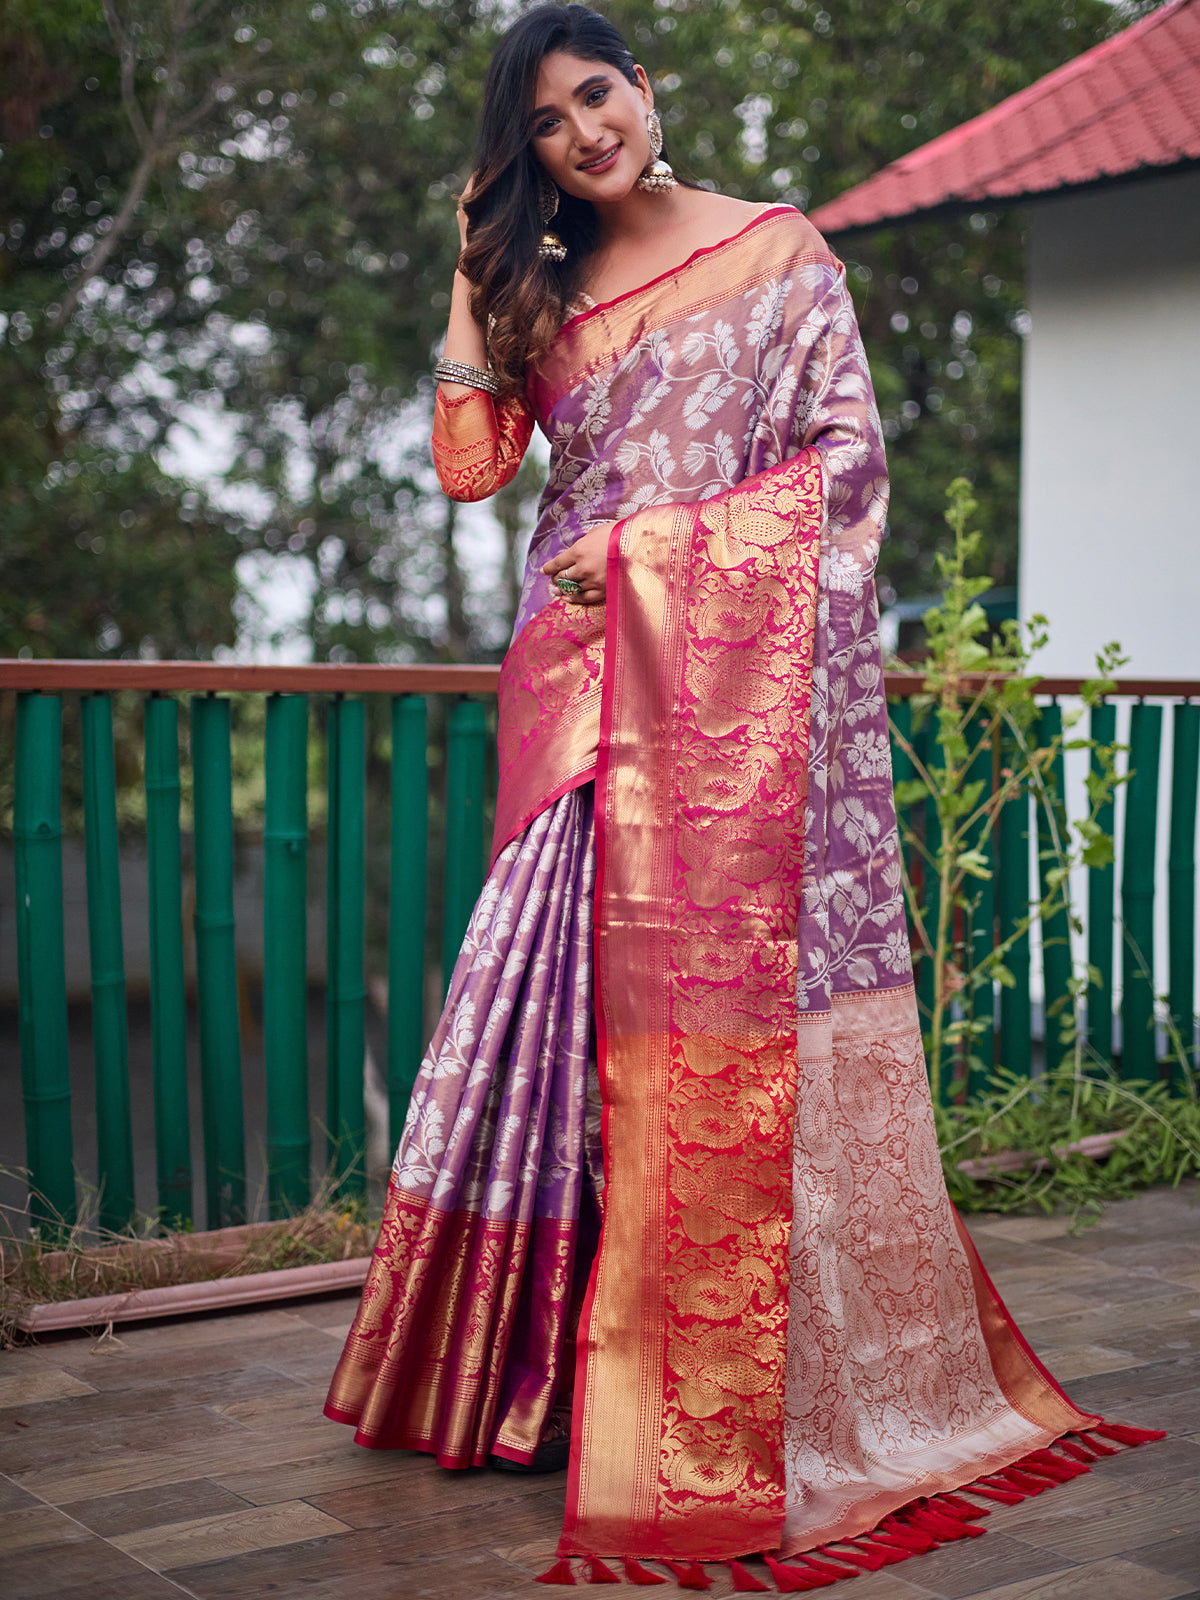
[326,206,1156,1571]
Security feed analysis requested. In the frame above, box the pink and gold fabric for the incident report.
[328,206,1097,1561]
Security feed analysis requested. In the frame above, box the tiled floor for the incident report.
[2,1184,1198,1599]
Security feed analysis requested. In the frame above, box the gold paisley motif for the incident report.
[675,1254,777,1320]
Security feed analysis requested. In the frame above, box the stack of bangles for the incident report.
[432,357,500,396]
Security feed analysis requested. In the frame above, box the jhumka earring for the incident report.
[637,108,677,194]
[538,173,567,262]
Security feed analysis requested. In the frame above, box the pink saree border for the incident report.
[561,451,825,1560]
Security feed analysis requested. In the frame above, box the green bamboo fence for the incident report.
[326,696,366,1195]
[263,693,310,1216]
[3,661,1196,1233]
[191,694,246,1227]
[13,692,74,1238]
[81,693,135,1232]
[1122,702,1163,1079]
[144,694,192,1227]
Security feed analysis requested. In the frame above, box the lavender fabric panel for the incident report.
[787,275,912,1007]
[394,785,595,1226]
[512,221,844,637]
[506,216,910,1008]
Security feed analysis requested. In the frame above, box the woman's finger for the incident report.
[542,546,579,577]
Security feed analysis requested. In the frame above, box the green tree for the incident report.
[606,0,1135,601]
[2,0,1152,661]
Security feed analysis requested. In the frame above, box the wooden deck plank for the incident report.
[111,1498,352,1569]
[961,1557,1197,1600]
[0,1184,1195,1596]
[60,1478,255,1537]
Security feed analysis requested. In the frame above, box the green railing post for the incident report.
[1121,701,1163,1080]
[964,713,996,1097]
[888,696,922,987]
[388,694,428,1150]
[326,697,366,1194]
[997,758,1032,1080]
[1167,702,1200,1084]
[888,698,914,790]
[442,698,488,993]
[145,696,192,1228]
[190,695,246,1226]
[81,693,134,1232]
[264,694,310,1216]
[909,721,947,1097]
[1035,703,1073,1072]
[1087,702,1117,1066]
[13,692,75,1238]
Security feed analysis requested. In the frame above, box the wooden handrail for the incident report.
[0,660,502,693]
[0,660,1197,700]
[882,672,1200,700]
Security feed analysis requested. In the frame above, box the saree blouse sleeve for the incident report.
[431,386,535,502]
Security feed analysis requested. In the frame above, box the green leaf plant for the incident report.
[893,479,1200,1214]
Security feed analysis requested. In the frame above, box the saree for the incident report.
[325,206,1157,1575]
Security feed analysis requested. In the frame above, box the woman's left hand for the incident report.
[541,523,614,607]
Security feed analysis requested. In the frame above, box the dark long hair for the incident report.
[457,5,678,394]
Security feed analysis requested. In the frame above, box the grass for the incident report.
[0,1177,376,1344]
[939,1060,1200,1217]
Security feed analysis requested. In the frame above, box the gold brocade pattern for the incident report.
[492,598,605,864]
[531,206,835,418]
[561,450,823,1560]
[324,1177,577,1468]
[490,1224,579,1459]
[431,386,534,503]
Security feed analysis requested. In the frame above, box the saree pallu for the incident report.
[326,206,1119,1565]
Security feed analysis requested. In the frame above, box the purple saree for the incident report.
[325,206,1158,1577]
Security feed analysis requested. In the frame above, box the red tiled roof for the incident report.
[809,0,1200,234]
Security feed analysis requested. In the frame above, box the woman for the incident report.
[326,5,1156,1584]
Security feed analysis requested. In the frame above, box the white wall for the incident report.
[1020,168,1200,678]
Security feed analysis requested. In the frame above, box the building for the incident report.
[810,0,1200,678]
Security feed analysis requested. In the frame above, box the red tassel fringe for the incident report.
[966,1481,1025,1504]
[879,1518,939,1552]
[661,1561,712,1591]
[548,1417,1163,1589]
[1074,1428,1119,1455]
[622,1559,666,1585]
[819,1543,889,1572]
[1057,1438,1098,1463]
[728,1559,771,1591]
[536,1557,577,1585]
[1093,1421,1167,1447]
[797,1554,860,1580]
[936,1492,990,1520]
[763,1554,836,1591]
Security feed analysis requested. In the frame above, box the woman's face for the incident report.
[528,51,654,203]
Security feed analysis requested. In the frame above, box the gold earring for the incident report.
[637,109,677,194]
[537,172,567,262]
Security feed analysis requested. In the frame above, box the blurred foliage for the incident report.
[0,0,1155,660]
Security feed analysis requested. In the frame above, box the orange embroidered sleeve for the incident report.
[431,387,535,502]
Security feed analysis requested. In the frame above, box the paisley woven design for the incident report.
[333,205,1104,1565]
[559,449,823,1561]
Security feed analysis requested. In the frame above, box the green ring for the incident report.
[555,576,583,596]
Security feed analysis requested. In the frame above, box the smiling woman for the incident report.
[322,3,1162,1588]
[450,6,693,402]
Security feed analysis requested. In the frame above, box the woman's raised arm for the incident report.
[431,191,534,502]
